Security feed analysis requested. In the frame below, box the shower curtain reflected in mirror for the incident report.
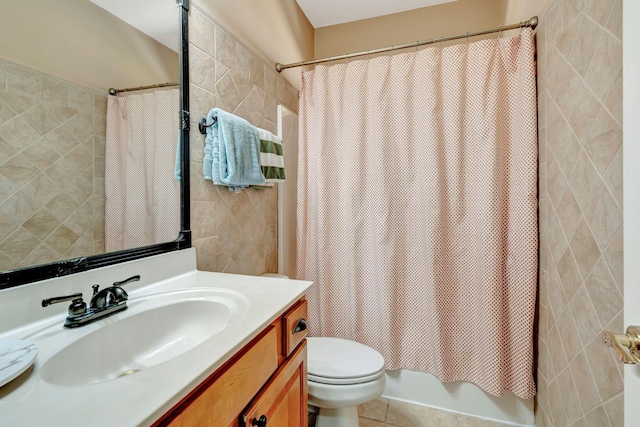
[297,29,538,399]
[104,89,180,252]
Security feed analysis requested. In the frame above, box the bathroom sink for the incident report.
[39,289,248,386]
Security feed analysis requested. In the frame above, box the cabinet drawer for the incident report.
[158,326,279,427]
[241,340,308,427]
[282,300,308,357]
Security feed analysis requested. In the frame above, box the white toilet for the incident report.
[259,274,386,427]
[307,337,386,427]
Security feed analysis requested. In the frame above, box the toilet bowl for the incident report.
[307,337,386,427]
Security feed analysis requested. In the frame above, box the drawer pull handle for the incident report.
[252,415,267,426]
[293,318,307,334]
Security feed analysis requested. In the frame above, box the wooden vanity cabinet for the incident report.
[154,299,308,427]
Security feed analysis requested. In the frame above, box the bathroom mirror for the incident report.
[0,0,191,289]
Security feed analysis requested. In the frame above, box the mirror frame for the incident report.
[0,0,192,290]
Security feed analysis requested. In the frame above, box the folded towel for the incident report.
[203,108,265,191]
[257,128,285,183]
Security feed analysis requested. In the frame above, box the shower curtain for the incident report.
[297,29,537,399]
[105,89,180,252]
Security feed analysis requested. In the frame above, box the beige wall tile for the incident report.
[548,323,568,377]
[583,405,611,427]
[557,366,584,422]
[604,69,622,126]
[190,45,217,93]
[603,227,623,291]
[567,15,603,77]
[0,90,38,115]
[547,378,569,426]
[547,156,568,208]
[0,63,6,91]
[44,224,79,254]
[564,0,586,29]
[557,308,582,361]
[569,351,601,413]
[0,227,39,260]
[583,184,622,251]
[569,218,601,278]
[569,286,602,346]
[603,146,622,209]
[235,43,252,82]
[557,248,582,300]
[41,76,69,105]
[215,24,236,71]
[556,190,582,242]
[603,394,623,427]
[584,107,622,175]
[585,335,623,401]
[606,0,622,40]
[585,31,622,102]
[0,116,40,151]
[234,87,265,126]
[188,8,215,58]
[22,174,59,206]
[584,257,622,328]
[69,86,94,113]
[585,0,617,26]
[568,151,601,210]
[548,213,569,264]
[0,191,40,223]
[568,82,601,145]
[6,65,40,98]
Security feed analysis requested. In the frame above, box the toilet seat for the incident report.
[307,337,385,385]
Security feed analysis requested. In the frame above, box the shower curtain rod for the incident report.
[108,82,179,96]
[275,16,538,72]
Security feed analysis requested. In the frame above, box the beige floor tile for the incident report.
[359,417,385,427]
[384,399,511,427]
[358,397,389,421]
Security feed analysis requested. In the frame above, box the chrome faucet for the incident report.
[42,275,141,328]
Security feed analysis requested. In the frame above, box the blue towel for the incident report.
[203,108,265,192]
[174,136,181,182]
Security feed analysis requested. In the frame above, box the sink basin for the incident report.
[40,289,248,386]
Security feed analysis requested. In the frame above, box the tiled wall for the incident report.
[0,58,106,271]
[188,3,299,275]
[536,0,623,425]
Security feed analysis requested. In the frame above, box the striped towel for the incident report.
[257,128,285,183]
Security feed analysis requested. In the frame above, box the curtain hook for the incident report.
[466,32,470,45]
[440,36,444,49]
[497,25,502,39]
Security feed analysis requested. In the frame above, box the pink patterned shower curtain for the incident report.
[105,89,180,251]
[297,29,538,399]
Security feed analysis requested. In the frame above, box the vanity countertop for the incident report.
[0,249,313,427]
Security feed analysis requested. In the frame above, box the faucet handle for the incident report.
[92,284,100,295]
[42,293,87,319]
[42,292,83,308]
[113,275,140,287]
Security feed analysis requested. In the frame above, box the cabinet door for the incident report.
[241,340,308,427]
[156,327,279,427]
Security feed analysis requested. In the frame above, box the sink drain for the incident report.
[118,369,140,378]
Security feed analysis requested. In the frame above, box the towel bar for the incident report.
[198,116,217,134]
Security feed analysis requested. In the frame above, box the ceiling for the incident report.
[296,0,457,28]
[90,0,179,52]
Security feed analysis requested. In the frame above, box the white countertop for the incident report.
[0,249,313,426]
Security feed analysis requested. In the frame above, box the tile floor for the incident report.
[355,397,516,427]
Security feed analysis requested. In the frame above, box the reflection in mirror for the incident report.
[0,0,181,273]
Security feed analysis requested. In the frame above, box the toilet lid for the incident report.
[307,337,385,385]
